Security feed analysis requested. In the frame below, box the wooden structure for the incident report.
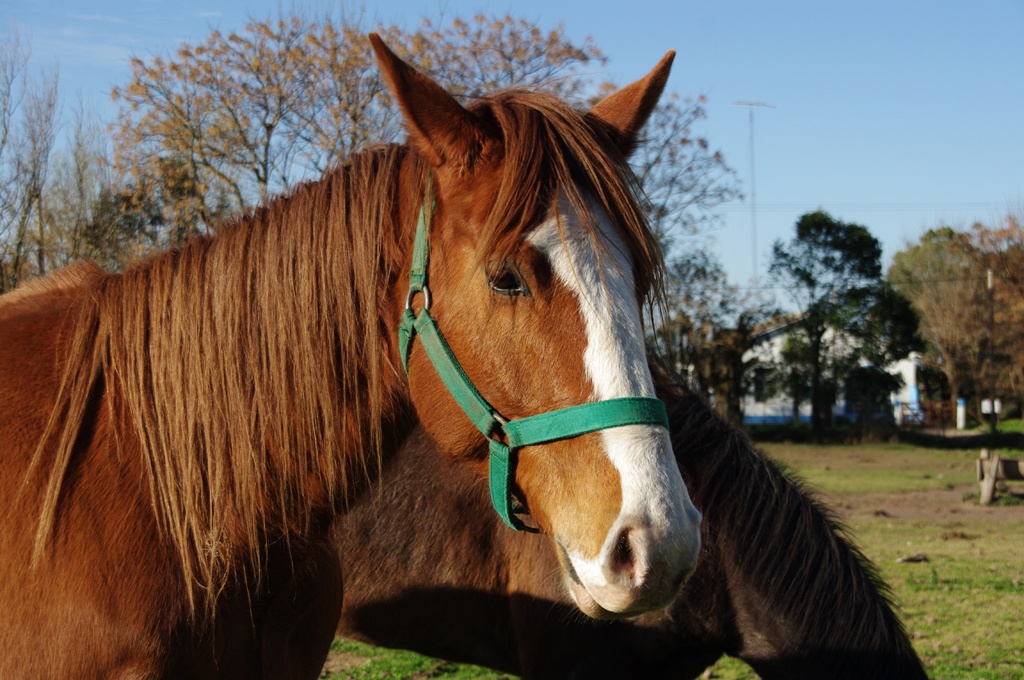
[977,448,1024,504]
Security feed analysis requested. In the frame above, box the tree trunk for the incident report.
[810,330,824,442]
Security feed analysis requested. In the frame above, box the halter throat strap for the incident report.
[398,180,669,530]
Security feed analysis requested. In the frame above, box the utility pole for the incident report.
[988,268,997,435]
[734,101,775,280]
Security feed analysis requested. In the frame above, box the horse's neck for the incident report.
[678,401,924,678]
[335,432,530,672]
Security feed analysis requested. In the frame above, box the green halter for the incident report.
[398,181,670,530]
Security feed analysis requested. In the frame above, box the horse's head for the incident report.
[372,35,701,618]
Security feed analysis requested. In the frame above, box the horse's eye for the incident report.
[487,264,529,297]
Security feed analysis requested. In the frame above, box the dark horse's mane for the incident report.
[656,368,924,678]
[334,362,927,678]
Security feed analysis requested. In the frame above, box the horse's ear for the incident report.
[586,51,675,157]
[369,33,491,169]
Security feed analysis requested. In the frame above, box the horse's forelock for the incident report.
[467,90,664,307]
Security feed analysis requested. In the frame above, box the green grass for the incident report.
[852,519,1024,679]
[324,442,1024,679]
[697,510,1024,680]
[758,441,979,495]
[765,442,1024,680]
[322,638,510,679]
[962,491,1024,506]
[991,417,1024,433]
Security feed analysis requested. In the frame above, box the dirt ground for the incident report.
[822,483,1023,524]
[320,649,370,677]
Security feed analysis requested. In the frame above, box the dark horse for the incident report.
[335,367,928,678]
[0,38,702,676]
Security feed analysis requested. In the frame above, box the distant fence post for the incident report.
[977,449,1024,505]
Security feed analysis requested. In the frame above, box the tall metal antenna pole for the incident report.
[988,268,997,435]
[734,100,775,280]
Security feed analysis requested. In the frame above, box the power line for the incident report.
[718,201,1004,214]
[727,275,992,293]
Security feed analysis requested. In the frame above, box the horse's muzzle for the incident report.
[558,500,702,619]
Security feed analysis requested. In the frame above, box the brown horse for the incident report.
[335,366,928,679]
[0,37,702,677]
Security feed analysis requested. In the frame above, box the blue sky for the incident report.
[3,0,1022,287]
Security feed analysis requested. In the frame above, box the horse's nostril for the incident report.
[612,528,635,579]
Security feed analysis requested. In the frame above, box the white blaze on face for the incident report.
[528,194,701,614]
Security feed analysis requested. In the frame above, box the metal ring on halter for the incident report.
[405,285,431,311]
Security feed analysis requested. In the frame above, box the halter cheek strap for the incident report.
[398,179,669,531]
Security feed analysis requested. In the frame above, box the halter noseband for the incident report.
[398,180,670,531]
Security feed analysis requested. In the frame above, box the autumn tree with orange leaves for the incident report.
[110,12,612,238]
[111,11,736,243]
[889,228,984,408]
[970,212,1024,417]
[890,210,1024,420]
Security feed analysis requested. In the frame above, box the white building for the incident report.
[739,317,921,426]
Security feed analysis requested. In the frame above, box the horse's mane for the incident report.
[30,146,418,609]
[0,261,105,305]
[655,369,922,676]
[27,86,665,614]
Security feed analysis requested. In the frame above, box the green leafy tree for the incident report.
[769,210,918,440]
[778,330,813,424]
[83,183,163,271]
[863,281,924,366]
[844,365,903,424]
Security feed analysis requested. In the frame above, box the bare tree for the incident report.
[633,93,740,249]
[0,31,59,291]
[0,31,28,291]
[42,98,110,266]
[889,227,986,407]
